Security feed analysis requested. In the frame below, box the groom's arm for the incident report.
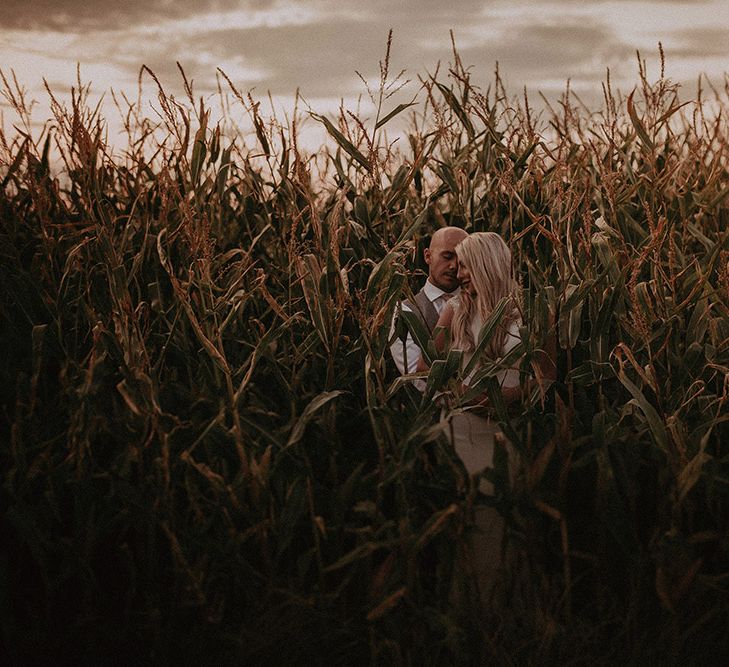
[389,302,422,375]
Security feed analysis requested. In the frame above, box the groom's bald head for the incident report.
[425,227,468,292]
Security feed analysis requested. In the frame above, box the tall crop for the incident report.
[1,48,728,664]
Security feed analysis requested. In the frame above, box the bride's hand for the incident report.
[434,391,451,409]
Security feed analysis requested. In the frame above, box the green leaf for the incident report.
[297,254,330,351]
[513,140,539,170]
[216,144,233,200]
[277,479,307,552]
[485,376,522,447]
[462,297,511,378]
[413,504,458,551]
[190,117,208,187]
[324,542,379,573]
[567,361,614,386]
[365,252,398,303]
[591,231,620,284]
[686,296,709,347]
[1,136,29,188]
[627,90,654,151]
[393,199,430,247]
[435,81,475,138]
[353,196,370,227]
[559,285,584,351]
[375,102,417,130]
[436,161,458,195]
[254,116,270,157]
[423,348,462,400]
[676,444,710,505]
[286,390,346,448]
[397,309,434,366]
[311,112,370,171]
[615,363,668,451]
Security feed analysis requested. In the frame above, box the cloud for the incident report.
[168,19,391,97]
[328,0,487,19]
[666,28,729,57]
[486,23,629,74]
[0,0,269,30]
[0,2,325,96]
[99,8,630,103]
[3,0,725,124]
[1,0,712,32]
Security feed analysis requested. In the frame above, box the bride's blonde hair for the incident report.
[452,232,520,358]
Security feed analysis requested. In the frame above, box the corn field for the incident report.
[1,50,729,665]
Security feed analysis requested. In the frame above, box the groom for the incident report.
[390,226,467,375]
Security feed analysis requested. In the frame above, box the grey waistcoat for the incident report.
[403,287,440,334]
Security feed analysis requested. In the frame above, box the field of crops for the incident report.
[2,50,729,664]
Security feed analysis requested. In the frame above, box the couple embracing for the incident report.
[390,226,554,600]
[391,226,528,436]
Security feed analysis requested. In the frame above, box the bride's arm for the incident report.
[469,315,557,409]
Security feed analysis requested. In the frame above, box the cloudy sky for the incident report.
[2,0,728,147]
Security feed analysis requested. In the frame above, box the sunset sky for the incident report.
[2,0,728,147]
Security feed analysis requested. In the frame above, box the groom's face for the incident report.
[425,229,466,292]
